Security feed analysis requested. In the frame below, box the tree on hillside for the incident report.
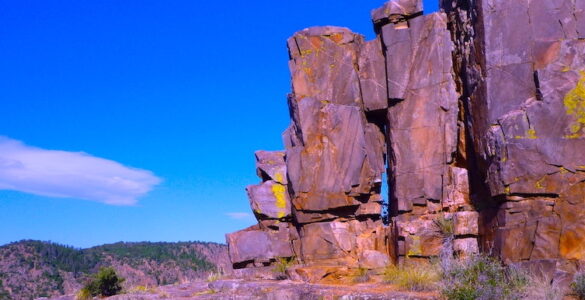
[77,267,124,299]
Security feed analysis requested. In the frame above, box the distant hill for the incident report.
[0,240,230,300]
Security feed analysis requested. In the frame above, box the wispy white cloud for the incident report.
[226,212,254,220]
[0,136,161,205]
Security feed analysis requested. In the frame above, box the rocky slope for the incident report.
[227,0,585,289]
[0,240,229,300]
[42,279,439,300]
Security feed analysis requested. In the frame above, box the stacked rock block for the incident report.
[284,27,390,269]
[226,151,297,268]
[373,0,479,262]
[441,0,585,282]
[227,26,393,274]
[227,0,585,283]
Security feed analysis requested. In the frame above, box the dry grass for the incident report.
[383,261,441,291]
[433,214,454,237]
[192,289,216,296]
[128,285,158,294]
[206,270,223,283]
[572,271,585,300]
[441,255,528,300]
[522,273,563,300]
[352,267,370,284]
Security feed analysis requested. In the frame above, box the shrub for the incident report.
[433,214,454,237]
[272,257,295,280]
[523,273,563,300]
[352,267,370,284]
[206,270,222,283]
[383,261,440,291]
[441,255,528,300]
[75,287,92,300]
[78,267,125,299]
[572,271,585,300]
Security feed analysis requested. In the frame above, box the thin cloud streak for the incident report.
[0,136,161,205]
[226,212,254,220]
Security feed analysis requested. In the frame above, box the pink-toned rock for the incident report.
[227,0,585,282]
[359,250,390,269]
[358,39,388,111]
[226,225,294,266]
[383,13,459,215]
[287,26,363,107]
[255,150,287,184]
[443,166,471,210]
[371,0,423,25]
[247,181,291,220]
[453,211,478,236]
[453,238,479,255]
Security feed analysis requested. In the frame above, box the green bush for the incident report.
[572,271,585,300]
[78,267,125,299]
[441,255,527,300]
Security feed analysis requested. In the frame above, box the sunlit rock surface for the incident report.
[227,0,585,286]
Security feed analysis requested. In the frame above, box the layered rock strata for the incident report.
[227,0,585,284]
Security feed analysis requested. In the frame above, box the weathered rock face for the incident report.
[441,0,585,277]
[284,26,390,270]
[228,0,585,284]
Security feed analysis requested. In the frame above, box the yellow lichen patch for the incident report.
[504,186,511,194]
[515,128,538,139]
[272,175,287,219]
[559,167,569,174]
[562,66,571,72]
[303,67,316,83]
[563,71,585,139]
[406,236,422,257]
[535,177,546,189]
[526,128,538,139]
[300,49,313,58]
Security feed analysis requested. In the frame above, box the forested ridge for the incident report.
[0,240,228,300]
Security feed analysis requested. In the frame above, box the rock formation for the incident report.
[227,0,585,284]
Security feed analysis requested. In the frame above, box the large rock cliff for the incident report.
[227,0,585,284]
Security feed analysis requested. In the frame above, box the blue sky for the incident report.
[0,0,439,248]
